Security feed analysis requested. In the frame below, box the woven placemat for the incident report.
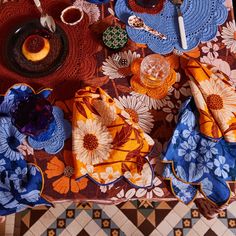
[115,0,228,54]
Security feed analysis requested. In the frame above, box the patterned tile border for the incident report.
[1,201,236,235]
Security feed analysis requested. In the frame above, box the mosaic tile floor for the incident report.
[1,200,236,236]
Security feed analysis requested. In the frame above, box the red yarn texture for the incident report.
[128,0,165,14]
[0,0,100,96]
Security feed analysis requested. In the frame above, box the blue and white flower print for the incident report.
[0,84,54,216]
[28,106,71,154]
[21,190,41,203]
[0,178,13,206]
[0,117,25,161]
[182,129,200,143]
[196,156,213,174]
[9,167,28,182]
[0,159,6,172]
[201,178,213,197]
[3,201,28,213]
[0,93,14,114]
[180,108,196,128]
[0,164,50,216]
[177,138,198,162]
[0,83,52,115]
[29,165,37,176]
[177,189,192,203]
[0,84,69,155]
[163,98,236,205]
[214,156,230,179]
[172,130,179,145]
[163,164,197,204]
[9,167,28,193]
[200,140,218,159]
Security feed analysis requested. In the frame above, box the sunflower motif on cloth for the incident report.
[185,59,236,142]
[72,87,154,187]
[114,95,154,134]
[102,50,140,79]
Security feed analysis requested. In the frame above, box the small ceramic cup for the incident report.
[60,6,84,26]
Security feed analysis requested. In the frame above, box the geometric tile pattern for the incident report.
[1,201,236,235]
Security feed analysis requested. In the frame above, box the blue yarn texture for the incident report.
[115,0,228,54]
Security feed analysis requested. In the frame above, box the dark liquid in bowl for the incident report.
[63,8,81,23]
[135,0,159,8]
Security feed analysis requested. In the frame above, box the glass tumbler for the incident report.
[140,54,171,90]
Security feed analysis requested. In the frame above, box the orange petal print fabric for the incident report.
[45,151,89,194]
[72,87,154,187]
[185,59,236,142]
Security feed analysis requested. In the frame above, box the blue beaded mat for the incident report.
[115,0,228,54]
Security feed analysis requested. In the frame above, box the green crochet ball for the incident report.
[103,26,128,50]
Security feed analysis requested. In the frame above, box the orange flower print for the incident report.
[45,151,88,194]
[166,47,201,70]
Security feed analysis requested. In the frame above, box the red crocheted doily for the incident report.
[0,0,100,98]
[128,0,166,14]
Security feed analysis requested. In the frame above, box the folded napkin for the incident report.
[186,59,236,142]
[72,87,154,187]
[163,60,236,206]
[0,117,50,216]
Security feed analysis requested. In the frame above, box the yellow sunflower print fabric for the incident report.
[72,87,154,187]
[185,59,236,142]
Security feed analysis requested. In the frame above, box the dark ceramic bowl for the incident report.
[5,20,68,78]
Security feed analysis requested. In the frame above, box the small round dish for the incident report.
[5,20,68,78]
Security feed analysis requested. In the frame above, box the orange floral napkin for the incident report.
[72,87,154,187]
[185,59,236,142]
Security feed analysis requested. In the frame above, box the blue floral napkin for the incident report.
[0,83,72,216]
[162,60,236,206]
[0,116,50,216]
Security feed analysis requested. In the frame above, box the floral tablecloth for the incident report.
[1,0,236,218]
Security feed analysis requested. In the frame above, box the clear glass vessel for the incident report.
[140,54,170,89]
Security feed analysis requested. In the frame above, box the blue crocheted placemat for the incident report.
[28,106,71,154]
[115,0,228,54]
